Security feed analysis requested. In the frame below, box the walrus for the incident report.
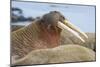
[11,11,88,61]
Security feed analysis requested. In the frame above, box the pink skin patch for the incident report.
[38,23,62,48]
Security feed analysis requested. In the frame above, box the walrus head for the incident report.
[40,11,88,42]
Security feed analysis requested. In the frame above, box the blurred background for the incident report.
[11,1,95,33]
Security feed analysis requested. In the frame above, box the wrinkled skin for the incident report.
[11,11,89,65]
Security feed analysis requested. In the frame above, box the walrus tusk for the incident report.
[63,20,88,39]
[58,21,85,42]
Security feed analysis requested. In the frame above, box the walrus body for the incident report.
[13,45,95,65]
[11,20,61,59]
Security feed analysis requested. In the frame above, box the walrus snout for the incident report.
[40,11,65,32]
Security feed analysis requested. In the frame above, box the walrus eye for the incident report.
[60,15,65,22]
[62,16,65,20]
